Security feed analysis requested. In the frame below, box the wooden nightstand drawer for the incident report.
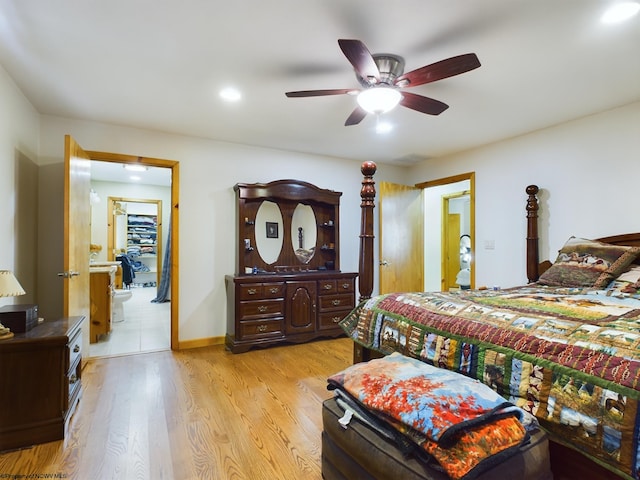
[68,329,82,371]
[318,294,354,311]
[238,299,284,319]
[239,318,284,339]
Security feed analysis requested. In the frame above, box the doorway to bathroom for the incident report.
[87,152,178,358]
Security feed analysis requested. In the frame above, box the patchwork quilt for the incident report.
[340,285,640,480]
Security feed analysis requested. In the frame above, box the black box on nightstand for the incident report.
[0,304,39,333]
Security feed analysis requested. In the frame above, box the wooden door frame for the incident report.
[416,172,475,290]
[87,151,180,351]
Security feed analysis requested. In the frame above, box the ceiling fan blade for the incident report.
[345,107,367,126]
[400,92,449,115]
[285,88,355,98]
[338,39,380,83]
[395,53,480,87]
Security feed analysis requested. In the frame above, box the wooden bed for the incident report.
[346,161,640,480]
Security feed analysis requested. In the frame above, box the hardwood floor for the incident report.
[0,337,353,480]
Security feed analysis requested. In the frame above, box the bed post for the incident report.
[526,185,540,283]
[358,161,377,302]
[353,161,377,364]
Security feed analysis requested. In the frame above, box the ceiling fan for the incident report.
[285,39,481,126]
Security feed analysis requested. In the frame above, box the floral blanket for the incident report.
[328,352,529,479]
[340,285,640,480]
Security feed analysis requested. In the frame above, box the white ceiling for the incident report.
[1,0,639,173]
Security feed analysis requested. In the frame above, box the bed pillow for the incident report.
[537,236,640,288]
[605,265,640,296]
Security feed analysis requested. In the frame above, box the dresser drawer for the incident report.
[239,282,285,300]
[238,299,284,320]
[335,278,355,293]
[318,278,355,295]
[68,329,82,371]
[238,318,284,339]
[318,279,337,294]
[318,293,354,311]
[318,311,349,330]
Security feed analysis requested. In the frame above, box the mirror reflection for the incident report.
[255,200,283,265]
[291,203,317,263]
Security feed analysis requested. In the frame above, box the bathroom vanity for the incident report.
[89,265,115,343]
[225,179,357,353]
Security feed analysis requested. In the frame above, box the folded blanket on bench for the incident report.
[328,352,534,480]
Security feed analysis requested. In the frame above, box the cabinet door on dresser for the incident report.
[285,280,317,334]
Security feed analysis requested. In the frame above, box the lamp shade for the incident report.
[0,270,26,297]
[357,87,402,114]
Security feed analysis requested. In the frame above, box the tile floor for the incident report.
[89,285,171,358]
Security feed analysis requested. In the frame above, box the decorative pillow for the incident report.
[603,265,640,296]
[537,236,640,288]
[616,265,640,284]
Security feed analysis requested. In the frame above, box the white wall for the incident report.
[36,115,408,342]
[409,101,640,289]
[0,64,40,306]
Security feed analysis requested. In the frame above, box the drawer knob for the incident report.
[73,345,80,353]
[323,284,332,290]
[332,316,341,323]
[258,306,268,313]
[268,287,279,294]
[257,325,267,332]
[341,283,350,289]
[247,288,257,295]
[332,299,341,306]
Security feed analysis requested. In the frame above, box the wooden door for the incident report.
[443,213,461,290]
[285,281,316,334]
[63,135,91,347]
[379,182,424,294]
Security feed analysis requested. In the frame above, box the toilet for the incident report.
[112,289,132,323]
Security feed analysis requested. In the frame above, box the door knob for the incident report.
[379,260,389,266]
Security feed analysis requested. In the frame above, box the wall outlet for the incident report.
[484,239,495,250]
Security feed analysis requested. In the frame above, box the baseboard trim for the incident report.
[178,336,225,350]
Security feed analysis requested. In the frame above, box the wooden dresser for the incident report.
[226,179,357,353]
[0,316,83,451]
[226,271,356,353]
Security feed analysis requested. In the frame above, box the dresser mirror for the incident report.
[291,203,316,264]
[233,179,342,274]
[255,200,284,264]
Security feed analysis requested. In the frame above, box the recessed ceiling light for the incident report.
[602,1,640,23]
[220,87,242,102]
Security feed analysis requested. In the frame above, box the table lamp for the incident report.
[0,270,26,338]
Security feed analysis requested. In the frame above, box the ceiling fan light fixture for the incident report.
[357,87,401,114]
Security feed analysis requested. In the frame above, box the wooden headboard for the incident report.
[357,165,640,303]
[525,184,640,281]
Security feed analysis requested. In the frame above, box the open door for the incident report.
[379,182,424,294]
[443,211,461,290]
[63,135,92,348]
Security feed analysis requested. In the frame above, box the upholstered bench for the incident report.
[321,396,553,480]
